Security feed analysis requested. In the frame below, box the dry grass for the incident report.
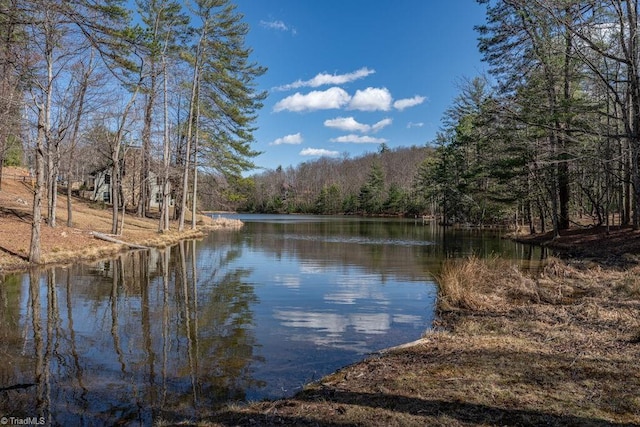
[436,256,534,310]
[436,256,598,312]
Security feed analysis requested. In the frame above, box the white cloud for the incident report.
[393,95,426,111]
[300,148,340,157]
[324,117,392,133]
[371,118,393,132]
[349,87,392,111]
[324,117,369,133]
[407,121,424,129]
[330,135,388,144]
[275,67,375,91]
[274,87,351,112]
[260,20,288,31]
[260,20,296,35]
[271,132,303,145]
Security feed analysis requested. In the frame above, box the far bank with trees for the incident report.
[3,0,640,263]
[233,1,640,241]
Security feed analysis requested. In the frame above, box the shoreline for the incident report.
[0,167,244,274]
[203,246,640,426]
[0,217,243,274]
[510,225,640,266]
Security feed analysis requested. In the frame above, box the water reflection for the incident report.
[0,240,260,425]
[0,216,545,425]
[234,215,548,277]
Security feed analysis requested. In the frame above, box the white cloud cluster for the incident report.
[330,135,388,144]
[274,86,425,113]
[349,87,393,111]
[300,148,340,157]
[394,95,427,111]
[275,67,375,91]
[260,20,296,35]
[271,132,303,145]
[271,67,427,158]
[273,87,351,112]
[324,117,392,133]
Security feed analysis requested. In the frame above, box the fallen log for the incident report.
[92,232,150,250]
[0,244,29,261]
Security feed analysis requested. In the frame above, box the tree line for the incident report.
[229,144,433,216]
[467,0,640,236]
[4,0,640,264]
[234,0,640,239]
[0,0,265,263]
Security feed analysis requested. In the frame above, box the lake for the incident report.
[0,215,545,425]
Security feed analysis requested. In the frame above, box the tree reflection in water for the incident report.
[0,240,260,425]
[0,218,545,425]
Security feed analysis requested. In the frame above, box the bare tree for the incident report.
[0,0,24,190]
[28,105,45,263]
[63,49,97,226]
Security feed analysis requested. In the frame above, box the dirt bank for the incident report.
[0,167,242,272]
[514,225,640,266]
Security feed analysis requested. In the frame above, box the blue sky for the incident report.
[233,1,487,173]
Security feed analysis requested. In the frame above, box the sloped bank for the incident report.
[0,216,243,273]
[512,225,640,266]
[202,256,640,426]
[0,168,243,273]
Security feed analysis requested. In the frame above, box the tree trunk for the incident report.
[179,21,207,232]
[44,12,56,229]
[0,153,4,191]
[139,73,155,218]
[111,158,120,235]
[159,56,171,232]
[191,97,200,230]
[558,159,570,230]
[29,107,46,263]
[67,177,72,227]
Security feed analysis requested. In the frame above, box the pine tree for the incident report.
[178,0,266,230]
[358,161,385,215]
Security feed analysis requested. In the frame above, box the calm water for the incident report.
[0,215,545,425]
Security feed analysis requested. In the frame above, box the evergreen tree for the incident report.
[477,0,596,234]
[179,0,266,230]
[383,183,406,215]
[358,161,385,215]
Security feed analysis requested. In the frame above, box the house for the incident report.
[86,146,174,210]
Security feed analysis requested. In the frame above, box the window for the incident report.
[103,192,110,203]
[104,174,110,185]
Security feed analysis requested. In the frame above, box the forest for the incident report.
[0,0,265,262]
[236,0,640,239]
[3,0,640,263]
